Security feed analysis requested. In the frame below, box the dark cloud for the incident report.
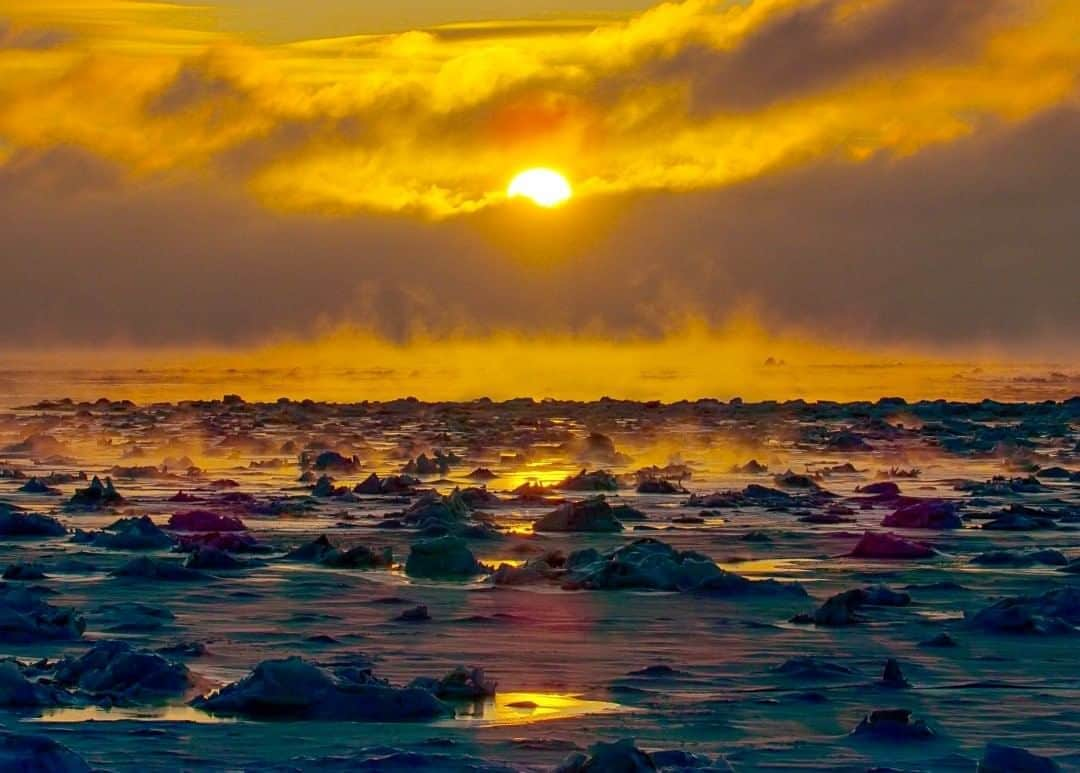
[0,19,71,50]
[213,115,368,177]
[653,0,1018,113]
[0,145,123,195]
[0,103,1077,351]
[146,58,255,116]
[586,105,1080,347]
[429,20,604,42]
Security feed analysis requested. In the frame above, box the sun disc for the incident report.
[508,168,572,208]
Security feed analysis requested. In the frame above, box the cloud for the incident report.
[428,18,610,43]
[148,58,254,116]
[0,0,1077,216]
[1,101,1077,352]
[0,18,71,50]
[0,144,122,193]
[649,0,1021,113]
[0,0,1076,360]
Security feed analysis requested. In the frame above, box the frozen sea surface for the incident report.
[0,392,1077,771]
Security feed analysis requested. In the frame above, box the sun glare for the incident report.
[507,168,572,208]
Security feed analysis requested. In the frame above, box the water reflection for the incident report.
[715,557,820,582]
[32,693,624,728]
[33,705,235,724]
[449,692,625,726]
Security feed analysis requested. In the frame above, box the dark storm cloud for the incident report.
[1,103,1078,351]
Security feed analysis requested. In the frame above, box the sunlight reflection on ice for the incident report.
[31,693,627,727]
[32,705,236,724]
[447,692,627,726]
[715,557,824,582]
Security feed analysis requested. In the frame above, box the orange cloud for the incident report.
[0,0,1078,216]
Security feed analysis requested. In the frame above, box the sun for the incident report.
[507,168,572,208]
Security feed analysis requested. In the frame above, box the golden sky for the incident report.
[0,0,1078,358]
[3,0,1078,217]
